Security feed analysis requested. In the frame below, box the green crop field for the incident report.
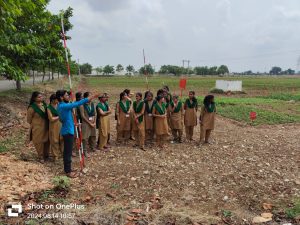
[86,75,300,94]
[86,75,300,125]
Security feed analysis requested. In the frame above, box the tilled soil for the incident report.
[0,81,299,224]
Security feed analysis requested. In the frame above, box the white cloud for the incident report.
[48,0,300,72]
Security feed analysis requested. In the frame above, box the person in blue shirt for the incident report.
[56,90,98,178]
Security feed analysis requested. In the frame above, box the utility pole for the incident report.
[77,59,81,75]
[182,59,190,67]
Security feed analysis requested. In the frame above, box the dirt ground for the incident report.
[0,80,299,225]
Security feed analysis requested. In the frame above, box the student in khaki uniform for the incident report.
[169,95,184,143]
[96,94,112,150]
[27,91,49,163]
[184,91,198,141]
[132,92,146,150]
[153,95,168,148]
[47,94,63,161]
[144,91,154,143]
[80,92,96,158]
[116,92,131,143]
[200,95,216,144]
[123,89,135,141]
[72,92,83,157]
[103,93,111,145]
[162,86,172,131]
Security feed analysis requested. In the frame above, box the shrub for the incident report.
[210,88,224,94]
[52,176,70,190]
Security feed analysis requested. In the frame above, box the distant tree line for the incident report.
[238,67,296,75]
[87,64,297,76]
[89,64,229,76]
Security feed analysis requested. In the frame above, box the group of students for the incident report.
[26,86,216,178]
[115,87,216,150]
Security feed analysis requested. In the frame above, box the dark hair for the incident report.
[76,92,82,101]
[29,91,41,107]
[49,94,57,103]
[172,95,179,100]
[136,92,142,98]
[145,91,153,99]
[157,89,164,97]
[56,90,67,102]
[156,95,164,102]
[119,92,126,101]
[123,89,130,95]
[163,85,169,92]
[189,90,195,95]
[203,95,214,108]
[83,92,90,98]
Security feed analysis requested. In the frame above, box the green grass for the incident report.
[87,75,300,93]
[86,76,300,125]
[261,93,300,101]
[217,105,300,125]
[286,199,300,219]
[0,87,34,97]
[200,97,300,125]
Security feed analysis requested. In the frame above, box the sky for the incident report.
[48,0,300,72]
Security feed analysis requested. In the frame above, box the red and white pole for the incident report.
[143,49,149,90]
[61,15,72,92]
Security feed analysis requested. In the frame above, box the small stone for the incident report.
[261,212,273,219]
[131,177,137,181]
[82,168,88,174]
[143,170,149,175]
[252,216,272,223]
[223,196,229,201]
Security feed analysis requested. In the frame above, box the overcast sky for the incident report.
[48,0,300,72]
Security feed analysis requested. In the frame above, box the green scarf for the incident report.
[185,98,198,109]
[84,102,95,117]
[154,102,166,115]
[171,101,182,113]
[96,102,108,112]
[119,100,130,113]
[144,100,154,114]
[31,102,47,119]
[206,103,216,113]
[133,101,144,123]
[47,104,58,117]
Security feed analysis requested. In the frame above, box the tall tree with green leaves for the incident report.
[103,65,114,75]
[139,64,154,75]
[0,1,74,90]
[126,65,134,75]
[80,63,92,74]
[116,64,124,73]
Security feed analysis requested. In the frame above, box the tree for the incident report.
[139,64,155,75]
[159,65,184,76]
[95,67,102,75]
[80,63,92,74]
[103,65,114,75]
[0,1,74,90]
[270,66,282,75]
[60,60,79,75]
[217,65,229,75]
[126,65,134,75]
[116,64,124,73]
[284,68,295,75]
